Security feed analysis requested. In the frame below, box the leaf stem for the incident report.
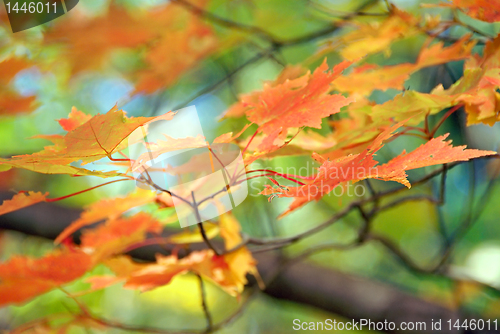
[46,178,131,202]
[429,104,462,138]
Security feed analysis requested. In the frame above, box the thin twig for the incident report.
[197,274,213,333]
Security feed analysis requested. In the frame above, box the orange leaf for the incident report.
[130,134,207,173]
[58,106,92,132]
[91,244,256,296]
[55,188,157,244]
[0,191,48,216]
[0,251,92,306]
[0,57,32,86]
[266,122,496,216]
[43,5,158,73]
[245,59,353,136]
[0,106,175,177]
[230,59,354,164]
[333,37,475,96]
[0,92,37,116]
[320,6,419,60]
[122,250,248,296]
[63,106,173,163]
[376,133,498,187]
[436,35,500,125]
[219,213,260,293]
[80,212,162,261]
[425,0,500,22]
[43,2,219,93]
[133,18,218,94]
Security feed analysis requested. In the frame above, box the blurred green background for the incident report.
[1,0,500,332]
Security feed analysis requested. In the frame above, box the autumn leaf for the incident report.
[122,250,248,296]
[0,92,37,116]
[263,122,496,216]
[227,59,353,164]
[431,35,500,125]
[320,6,420,61]
[0,210,162,306]
[0,159,125,178]
[0,57,33,86]
[244,59,353,135]
[332,37,476,96]
[85,214,258,297]
[62,106,173,163]
[375,133,498,187]
[88,250,249,297]
[219,213,260,294]
[43,5,159,73]
[0,106,175,177]
[0,191,48,216]
[130,134,208,173]
[43,1,220,93]
[424,0,500,22]
[0,250,92,306]
[132,16,219,94]
[223,64,308,119]
[80,212,162,261]
[55,188,157,244]
[58,106,92,132]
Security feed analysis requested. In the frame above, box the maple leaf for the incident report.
[88,250,250,297]
[320,6,419,61]
[227,59,354,164]
[43,1,220,93]
[0,57,32,86]
[62,106,174,163]
[244,59,353,135]
[80,212,162,261]
[424,0,500,22]
[130,134,208,173]
[0,250,92,306]
[0,106,175,177]
[0,57,39,116]
[430,35,500,125]
[0,159,125,178]
[375,133,497,187]
[0,92,37,116]
[1,208,163,307]
[326,86,473,158]
[219,213,260,294]
[84,213,258,297]
[58,106,92,132]
[55,188,157,244]
[263,122,496,216]
[43,5,158,73]
[0,191,48,216]
[122,250,248,296]
[132,17,219,94]
[332,37,476,97]
[224,65,309,119]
